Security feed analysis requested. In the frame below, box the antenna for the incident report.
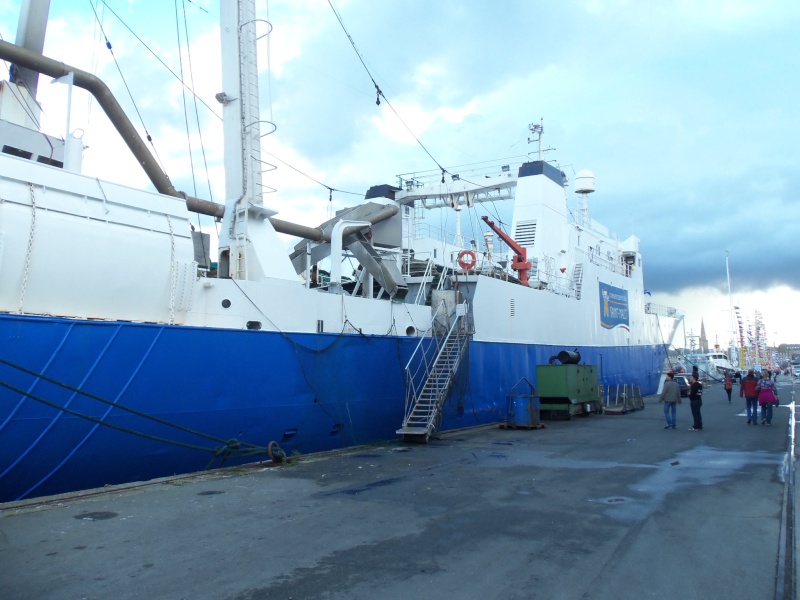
[527,118,555,161]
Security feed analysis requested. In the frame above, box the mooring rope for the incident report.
[0,357,283,467]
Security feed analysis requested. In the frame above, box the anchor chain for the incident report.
[18,183,37,313]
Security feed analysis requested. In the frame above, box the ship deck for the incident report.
[1,380,797,599]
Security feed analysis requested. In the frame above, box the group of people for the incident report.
[740,369,779,425]
[659,367,779,430]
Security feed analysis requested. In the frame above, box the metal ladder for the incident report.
[397,301,470,442]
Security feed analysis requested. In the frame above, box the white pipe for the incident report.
[330,220,370,294]
[305,242,311,289]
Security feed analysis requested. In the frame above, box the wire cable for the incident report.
[327,0,446,177]
[181,0,214,202]
[175,0,197,196]
[88,0,167,172]
[97,0,222,121]
[261,149,363,196]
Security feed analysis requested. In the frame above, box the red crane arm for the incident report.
[481,215,531,286]
[481,215,524,255]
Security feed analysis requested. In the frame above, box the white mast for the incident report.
[219,0,262,208]
[216,0,295,282]
[528,118,544,161]
[454,204,464,248]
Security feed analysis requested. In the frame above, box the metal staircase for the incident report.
[572,262,584,300]
[397,301,470,442]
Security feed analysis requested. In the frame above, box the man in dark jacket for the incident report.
[688,374,703,431]
[740,369,759,424]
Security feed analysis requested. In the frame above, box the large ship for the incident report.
[0,0,681,502]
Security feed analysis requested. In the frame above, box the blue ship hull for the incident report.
[0,313,667,502]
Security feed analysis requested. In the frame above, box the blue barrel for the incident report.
[508,396,539,427]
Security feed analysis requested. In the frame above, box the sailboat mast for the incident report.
[725,251,735,364]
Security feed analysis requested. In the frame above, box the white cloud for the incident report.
[656,285,800,349]
[11,0,799,345]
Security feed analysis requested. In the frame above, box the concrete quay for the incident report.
[1,379,797,599]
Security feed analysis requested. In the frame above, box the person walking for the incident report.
[756,370,779,425]
[724,373,733,403]
[740,369,759,424]
[688,373,703,431]
[659,372,682,429]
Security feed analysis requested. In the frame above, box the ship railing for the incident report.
[400,252,444,305]
[404,300,448,387]
[413,258,435,304]
[448,251,515,284]
[398,158,527,189]
[645,302,680,318]
[576,247,630,277]
[540,275,577,298]
[402,300,470,433]
[602,383,644,412]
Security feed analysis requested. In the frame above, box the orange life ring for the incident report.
[458,250,477,270]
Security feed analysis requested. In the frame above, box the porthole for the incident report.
[405,325,417,336]
[246,321,262,330]
[221,299,231,308]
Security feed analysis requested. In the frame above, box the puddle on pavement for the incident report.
[472,444,783,523]
[73,511,118,521]
[597,446,782,522]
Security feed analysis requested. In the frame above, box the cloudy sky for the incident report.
[2,0,799,349]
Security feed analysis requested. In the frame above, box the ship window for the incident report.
[2,145,32,159]
[221,299,231,308]
[434,249,438,258]
[36,156,64,168]
[246,321,262,330]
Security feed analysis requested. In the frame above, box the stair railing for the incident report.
[402,300,470,430]
[413,258,435,305]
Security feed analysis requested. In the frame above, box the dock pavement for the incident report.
[1,378,797,600]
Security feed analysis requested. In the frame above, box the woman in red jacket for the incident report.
[740,369,759,424]
[756,371,779,425]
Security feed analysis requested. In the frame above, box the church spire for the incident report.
[699,319,709,353]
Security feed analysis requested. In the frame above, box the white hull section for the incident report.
[0,155,431,336]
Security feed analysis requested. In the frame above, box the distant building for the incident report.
[780,344,800,362]
[699,319,708,354]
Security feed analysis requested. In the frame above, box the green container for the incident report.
[536,364,598,402]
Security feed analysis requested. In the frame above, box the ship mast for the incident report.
[215,0,295,282]
[527,118,551,161]
[11,0,50,100]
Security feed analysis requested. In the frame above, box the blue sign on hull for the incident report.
[599,283,630,330]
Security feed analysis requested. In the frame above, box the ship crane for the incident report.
[481,215,531,287]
